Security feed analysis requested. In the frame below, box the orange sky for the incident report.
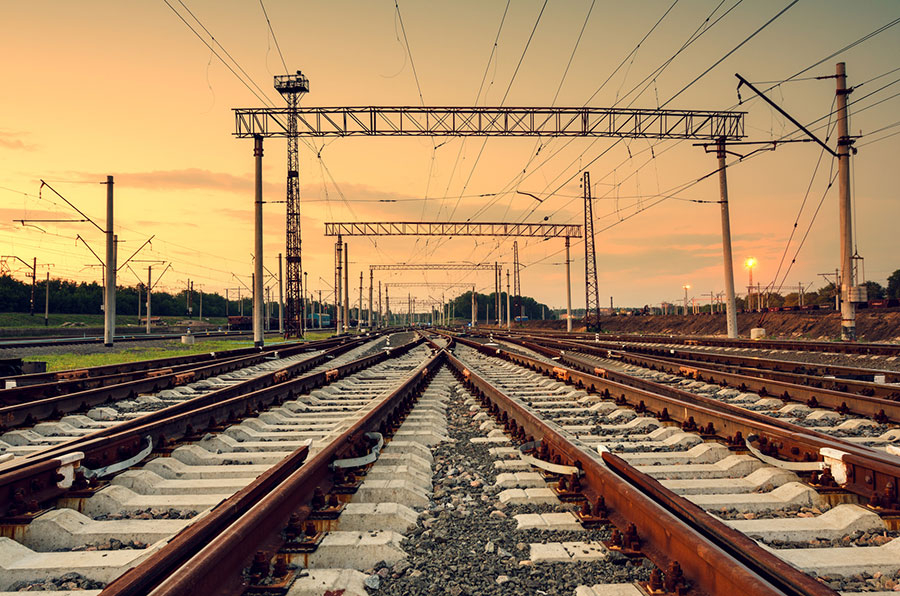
[2,1,898,311]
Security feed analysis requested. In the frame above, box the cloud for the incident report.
[61,168,279,195]
[0,130,35,151]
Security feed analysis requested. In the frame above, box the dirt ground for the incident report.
[518,309,900,343]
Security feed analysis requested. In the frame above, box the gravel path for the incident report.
[374,373,651,596]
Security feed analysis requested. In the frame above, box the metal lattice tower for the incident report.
[274,71,309,337]
[583,171,601,330]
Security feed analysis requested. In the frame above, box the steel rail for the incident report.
[452,333,900,512]
[105,347,443,595]
[506,334,900,422]
[0,334,352,389]
[0,337,351,406]
[507,328,900,356]
[442,349,797,596]
[0,337,421,520]
[0,329,260,352]
[0,337,358,431]
[519,332,900,383]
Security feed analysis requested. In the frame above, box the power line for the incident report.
[163,0,275,107]
[258,0,288,73]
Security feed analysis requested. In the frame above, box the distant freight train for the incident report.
[227,314,333,330]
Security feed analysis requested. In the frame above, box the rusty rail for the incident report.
[496,327,900,356]
[443,349,796,596]
[0,335,361,408]
[0,337,421,520]
[103,346,444,595]
[451,333,900,512]
[502,334,900,423]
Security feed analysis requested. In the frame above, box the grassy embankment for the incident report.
[22,332,343,372]
[0,313,227,328]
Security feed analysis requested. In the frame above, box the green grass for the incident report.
[22,338,299,372]
[0,312,227,329]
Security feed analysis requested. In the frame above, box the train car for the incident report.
[227,315,252,330]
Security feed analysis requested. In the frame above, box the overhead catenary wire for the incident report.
[258,0,289,74]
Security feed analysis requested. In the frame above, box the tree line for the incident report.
[2,270,897,320]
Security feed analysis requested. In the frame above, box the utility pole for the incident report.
[30,257,36,316]
[565,237,572,332]
[303,271,308,334]
[715,139,739,338]
[385,286,390,327]
[799,282,804,307]
[378,281,382,328]
[506,270,511,330]
[44,270,50,326]
[278,253,284,334]
[146,266,152,334]
[225,288,228,322]
[199,286,203,320]
[494,262,500,327]
[368,269,374,328]
[471,286,476,327]
[253,136,264,348]
[358,271,363,330]
[343,243,349,331]
[335,237,342,332]
[317,289,322,328]
[104,176,116,347]
[836,62,856,341]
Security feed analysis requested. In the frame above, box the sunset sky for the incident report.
[2,1,898,312]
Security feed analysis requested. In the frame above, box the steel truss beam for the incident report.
[326,222,581,238]
[384,282,475,288]
[370,263,495,271]
[235,107,744,139]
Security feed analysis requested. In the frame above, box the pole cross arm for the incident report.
[234,106,745,139]
[326,222,581,238]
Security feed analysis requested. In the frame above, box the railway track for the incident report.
[492,333,900,432]
[1,329,899,594]
[502,328,900,357]
[0,329,264,351]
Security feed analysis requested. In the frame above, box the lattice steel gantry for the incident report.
[274,71,309,338]
[233,101,744,340]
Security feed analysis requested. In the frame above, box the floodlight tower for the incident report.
[274,70,309,338]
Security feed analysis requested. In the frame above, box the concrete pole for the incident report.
[378,281,382,328]
[303,271,308,336]
[104,176,116,346]
[146,266,152,334]
[495,263,500,326]
[368,269,373,328]
[506,270,511,330]
[836,62,855,341]
[44,270,49,326]
[30,257,36,316]
[716,138,739,338]
[358,271,363,330]
[277,253,284,334]
[385,286,390,327]
[199,287,202,320]
[318,289,322,328]
[471,287,476,327]
[343,244,350,331]
[252,137,264,347]
[565,237,572,332]
[335,237,342,332]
